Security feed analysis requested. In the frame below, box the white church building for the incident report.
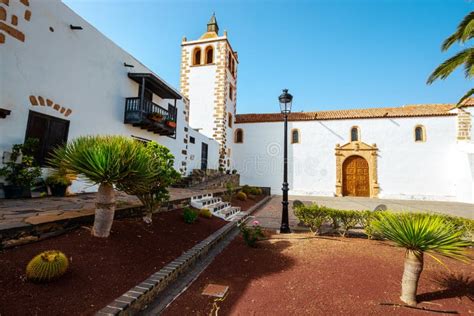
[1,1,473,203]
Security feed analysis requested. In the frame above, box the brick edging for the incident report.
[96,195,271,316]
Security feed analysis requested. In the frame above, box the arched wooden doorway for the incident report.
[342,155,370,197]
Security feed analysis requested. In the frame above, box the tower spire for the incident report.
[207,13,219,34]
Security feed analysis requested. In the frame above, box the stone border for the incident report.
[96,195,271,316]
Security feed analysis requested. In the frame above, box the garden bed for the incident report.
[0,209,228,315]
[163,233,474,315]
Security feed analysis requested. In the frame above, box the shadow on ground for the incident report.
[163,237,295,315]
[418,272,474,303]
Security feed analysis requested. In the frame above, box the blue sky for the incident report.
[64,0,472,113]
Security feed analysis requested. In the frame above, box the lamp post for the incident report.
[279,89,293,234]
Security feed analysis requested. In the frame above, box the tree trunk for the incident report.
[92,183,116,238]
[400,250,424,306]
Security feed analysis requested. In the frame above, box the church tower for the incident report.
[180,14,238,170]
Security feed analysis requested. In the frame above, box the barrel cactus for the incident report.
[26,250,69,282]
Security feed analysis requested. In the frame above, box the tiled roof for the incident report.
[235,103,458,124]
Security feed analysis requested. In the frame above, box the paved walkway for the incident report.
[0,187,226,231]
[253,195,474,231]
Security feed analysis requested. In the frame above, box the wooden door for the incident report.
[25,111,70,166]
[342,156,369,197]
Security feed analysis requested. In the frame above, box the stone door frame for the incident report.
[335,141,379,198]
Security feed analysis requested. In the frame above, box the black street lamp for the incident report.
[279,89,293,234]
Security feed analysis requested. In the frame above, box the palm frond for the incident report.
[373,212,471,262]
[48,135,157,187]
[442,11,474,51]
[457,88,474,106]
[427,48,474,84]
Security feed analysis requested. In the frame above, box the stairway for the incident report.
[190,193,244,221]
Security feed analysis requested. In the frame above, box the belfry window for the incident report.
[415,125,426,142]
[291,129,300,144]
[229,85,234,101]
[193,47,201,65]
[235,128,243,143]
[350,126,360,142]
[205,46,213,64]
[228,112,233,128]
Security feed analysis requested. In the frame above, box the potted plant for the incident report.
[165,118,176,128]
[45,168,73,197]
[0,139,42,199]
[148,113,164,122]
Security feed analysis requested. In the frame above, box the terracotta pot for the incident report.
[166,121,176,128]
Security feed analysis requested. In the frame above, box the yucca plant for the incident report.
[49,136,157,237]
[427,11,474,105]
[373,212,471,306]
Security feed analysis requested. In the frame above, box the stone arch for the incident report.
[335,141,379,197]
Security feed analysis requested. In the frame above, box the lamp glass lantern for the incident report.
[279,89,293,114]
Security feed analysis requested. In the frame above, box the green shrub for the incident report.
[242,185,251,194]
[183,207,198,224]
[326,209,341,230]
[292,200,304,209]
[236,191,247,201]
[294,204,328,235]
[337,210,363,237]
[240,220,265,247]
[199,208,213,219]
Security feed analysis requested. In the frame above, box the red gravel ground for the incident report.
[164,233,474,316]
[0,209,227,316]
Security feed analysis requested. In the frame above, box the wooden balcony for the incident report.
[124,97,177,137]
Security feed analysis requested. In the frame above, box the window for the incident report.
[229,85,234,101]
[25,111,69,166]
[205,46,213,64]
[235,128,243,143]
[350,126,360,142]
[228,52,232,71]
[414,125,426,142]
[291,129,300,144]
[190,136,195,144]
[228,113,233,127]
[193,47,201,65]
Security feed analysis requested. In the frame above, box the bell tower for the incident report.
[180,14,238,170]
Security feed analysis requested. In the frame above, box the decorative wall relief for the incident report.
[29,95,72,117]
[0,0,31,44]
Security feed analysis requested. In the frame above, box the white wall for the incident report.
[187,128,219,171]
[234,115,473,202]
[0,0,215,192]
[184,43,217,139]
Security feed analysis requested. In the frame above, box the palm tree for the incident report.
[427,11,474,105]
[50,136,156,237]
[373,213,471,306]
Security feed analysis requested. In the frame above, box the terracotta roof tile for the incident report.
[235,103,458,124]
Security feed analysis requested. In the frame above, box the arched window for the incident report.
[229,85,234,101]
[205,46,213,64]
[291,129,300,144]
[228,52,232,70]
[234,128,243,143]
[193,47,201,65]
[228,112,233,128]
[350,126,360,142]
[414,125,426,142]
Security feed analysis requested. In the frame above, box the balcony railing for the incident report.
[124,97,177,136]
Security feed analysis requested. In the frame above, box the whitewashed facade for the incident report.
[1,1,473,203]
[0,0,219,193]
[233,106,474,203]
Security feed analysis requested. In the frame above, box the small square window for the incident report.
[190,136,195,144]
